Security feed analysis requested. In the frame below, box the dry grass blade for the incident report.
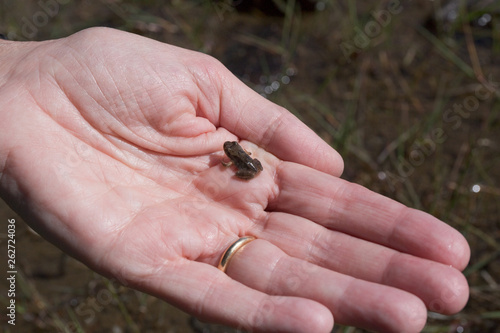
[416,25,475,78]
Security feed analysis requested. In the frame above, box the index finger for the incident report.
[217,69,344,177]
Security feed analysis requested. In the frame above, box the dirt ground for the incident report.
[1,1,499,332]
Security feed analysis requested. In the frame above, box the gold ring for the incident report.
[218,236,256,273]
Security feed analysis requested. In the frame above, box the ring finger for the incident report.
[225,238,427,333]
[251,212,469,315]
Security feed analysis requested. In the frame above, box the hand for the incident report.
[0,27,469,333]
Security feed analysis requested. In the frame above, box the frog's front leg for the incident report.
[222,160,233,167]
[235,169,257,179]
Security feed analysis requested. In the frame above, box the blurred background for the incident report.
[0,0,499,332]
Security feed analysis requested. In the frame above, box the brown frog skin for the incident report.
[222,141,263,179]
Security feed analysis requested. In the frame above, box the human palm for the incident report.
[0,28,469,333]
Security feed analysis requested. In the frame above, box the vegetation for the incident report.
[1,0,499,332]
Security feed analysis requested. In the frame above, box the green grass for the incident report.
[1,0,499,332]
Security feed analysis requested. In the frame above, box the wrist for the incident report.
[0,40,16,86]
[0,39,35,87]
[0,39,35,174]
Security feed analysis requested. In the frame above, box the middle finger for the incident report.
[268,162,470,270]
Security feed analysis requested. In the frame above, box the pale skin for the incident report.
[0,28,470,332]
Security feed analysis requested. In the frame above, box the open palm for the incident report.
[0,28,469,333]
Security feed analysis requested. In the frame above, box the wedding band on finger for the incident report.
[217,236,256,273]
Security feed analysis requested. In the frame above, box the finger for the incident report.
[215,70,344,177]
[148,260,333,333]
[227,239,428,333]
[252,212,469,314]
[269,162,470,270]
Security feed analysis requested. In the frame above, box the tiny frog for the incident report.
[222,141,263,180]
